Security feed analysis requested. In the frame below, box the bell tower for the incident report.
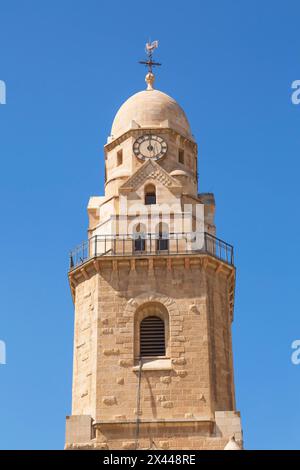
[65,44,243,450]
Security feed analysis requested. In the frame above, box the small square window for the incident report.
[178,149,184,164]
[117,150,123,166]
[145,193,156,205]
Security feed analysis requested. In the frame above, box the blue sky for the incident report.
[0,0,300,450]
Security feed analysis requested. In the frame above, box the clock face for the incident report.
[133,134,168,161]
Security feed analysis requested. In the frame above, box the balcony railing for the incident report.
[69,232,234,270]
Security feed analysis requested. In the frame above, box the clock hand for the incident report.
[147,134,153,157]
[148,135,154,158]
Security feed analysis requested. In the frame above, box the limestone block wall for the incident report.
[69,254,239,449]
[94,259,210,422]
[93,422,229,450]
[71,257,235,422]
[71,275,99,417]
[206,273,235,411]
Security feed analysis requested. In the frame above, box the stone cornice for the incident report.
[93,417,214,426]
[104,127,197,154]
[68,253,235,320]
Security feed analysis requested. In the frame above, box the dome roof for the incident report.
[111,84,192,140]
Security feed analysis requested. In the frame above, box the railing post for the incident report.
[94,236,97,257]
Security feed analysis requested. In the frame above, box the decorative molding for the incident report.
[119,159,181,194]
[124,291,180,318]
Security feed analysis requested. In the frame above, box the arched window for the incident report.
[145,184,156,205]
[133,223,146,252]
[140,316,165,357]
[156,222,169,251]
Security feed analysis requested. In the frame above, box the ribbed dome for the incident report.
[111,88,192,140]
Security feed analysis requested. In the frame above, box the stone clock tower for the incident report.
[65,50,243,450]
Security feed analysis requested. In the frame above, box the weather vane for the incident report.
[139,40,161,74]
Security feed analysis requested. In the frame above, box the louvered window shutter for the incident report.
[140,316,165,357]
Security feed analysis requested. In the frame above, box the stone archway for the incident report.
[124,291,180,318]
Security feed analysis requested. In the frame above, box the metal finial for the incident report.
[145,72,155,90]
[139,40,161,89]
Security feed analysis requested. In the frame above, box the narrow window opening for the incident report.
[134,223,146,252]
[117,149,123,166]
[178,149,184,164]
[145,184,156,205]
[156,222,169,251]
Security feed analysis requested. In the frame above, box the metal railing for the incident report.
[69,232,234,270]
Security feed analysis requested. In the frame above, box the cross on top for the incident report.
[139,40,161,74]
